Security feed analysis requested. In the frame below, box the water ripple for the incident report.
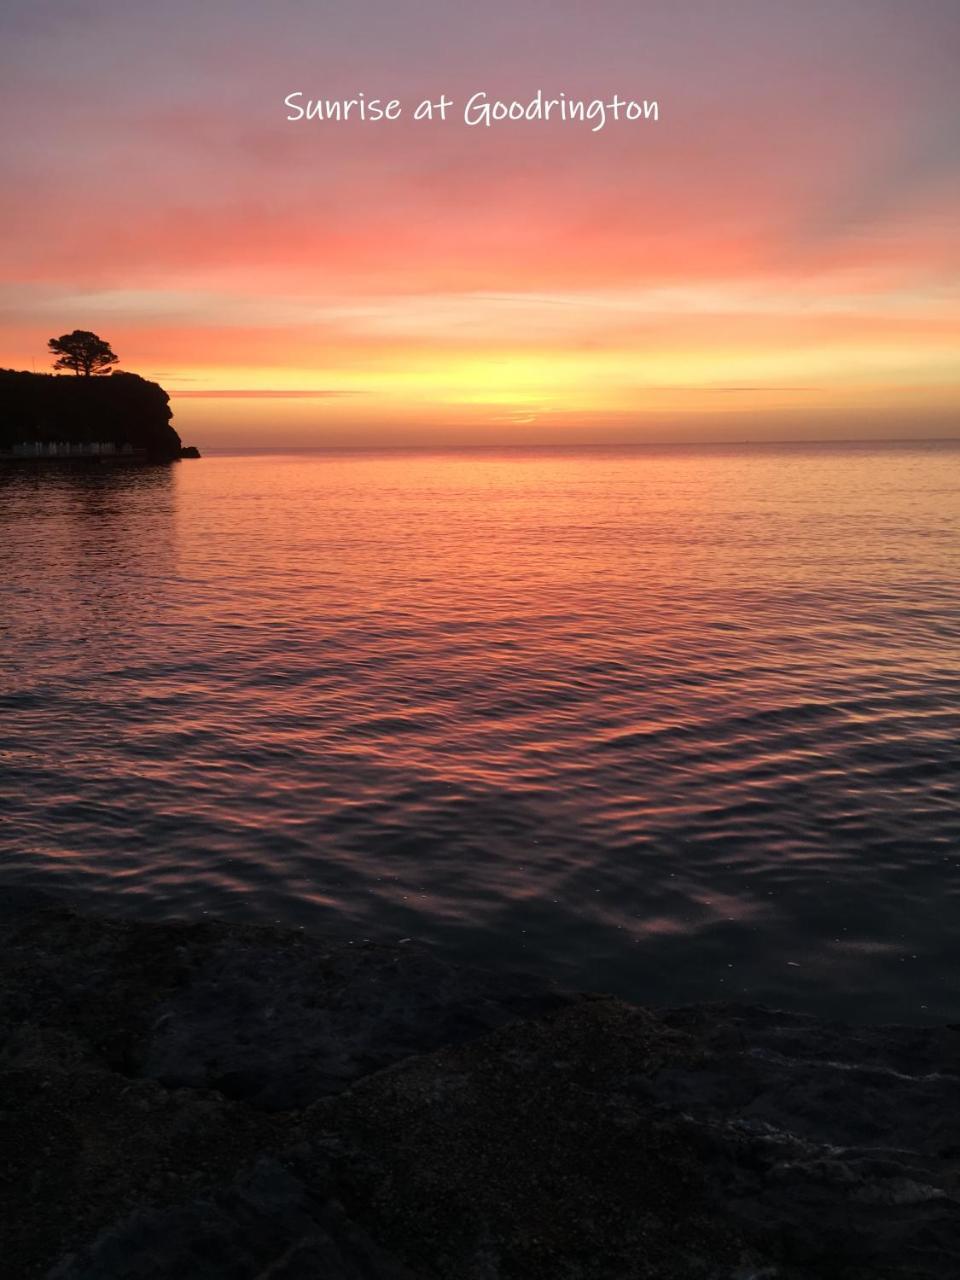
[1,444,958,1022]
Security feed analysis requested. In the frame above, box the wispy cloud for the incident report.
[171,389,364,398]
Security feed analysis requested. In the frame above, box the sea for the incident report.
[2,442,958,1022]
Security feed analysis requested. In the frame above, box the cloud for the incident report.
[170,388,363,398]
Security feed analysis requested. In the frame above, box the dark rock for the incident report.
[48,1161,416,1280]
[0,901,569,1109]
[179,446,201,458]
[0,1064,285,1279]
[320,997,960,1278]
[0,897,957,1279]
[320,996,746,1279]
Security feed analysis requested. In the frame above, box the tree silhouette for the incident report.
[48,330,119,377]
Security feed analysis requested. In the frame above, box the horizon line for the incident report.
[196,436,960,453]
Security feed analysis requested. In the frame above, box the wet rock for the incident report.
[0,1065,285,1279]
[319,997,960,1278]
[318,996,746,1279]
[49,1161,415,1280]
[140,930,568,1109]
[0,895,957,1279]
[0,894,570,1108]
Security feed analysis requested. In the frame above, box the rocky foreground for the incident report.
[0,890,957,1279]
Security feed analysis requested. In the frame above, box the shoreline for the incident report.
[1,890,957,1279]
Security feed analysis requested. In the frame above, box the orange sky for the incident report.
[1,0,958,446]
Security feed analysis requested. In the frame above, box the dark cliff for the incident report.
[0,369,182,461]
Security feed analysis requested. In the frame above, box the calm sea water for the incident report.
[2,444,958,1021]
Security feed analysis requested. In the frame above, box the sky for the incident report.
[1,0,958,447]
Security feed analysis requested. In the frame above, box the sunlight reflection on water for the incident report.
[1,443,958,1021]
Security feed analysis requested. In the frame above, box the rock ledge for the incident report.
[1,891,957,1279]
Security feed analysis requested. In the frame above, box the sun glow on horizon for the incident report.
[1,1,958,446]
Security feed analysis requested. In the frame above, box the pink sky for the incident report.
[1,0,958,446]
